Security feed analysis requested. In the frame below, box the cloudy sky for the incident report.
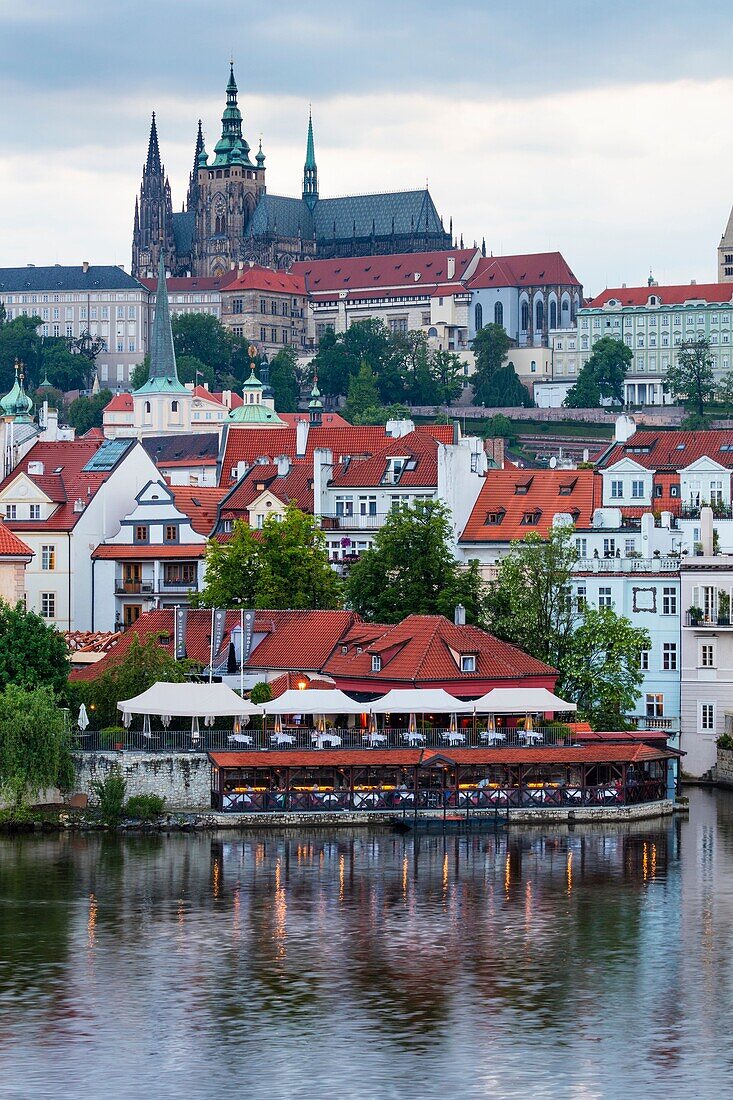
[4,0,733,294]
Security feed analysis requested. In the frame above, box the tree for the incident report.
[250,681,273,705]
[130,358,149,390]
[312,319,395,398]
[39,339,89,392]
[483,413,518,443]
[560,607,650,728]
[478,363,533,408]
[0,600,69,696]
[471,323,512,404]
[268,347,300,412]
[352,403,411,425]
[79,634,195,728]
[430,349,463,406]
[194,504,343,611]
[131,353,214,391]
[65,389,113,434]
[0,315,43,392]
[171,313,239,381]
[486,526,578,670]
[665,337,716,423]
[345,362,381,421]
[565,337,631,408]
[0,686,75,806]
[345,500,486,624]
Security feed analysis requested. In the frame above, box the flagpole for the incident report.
[239,608,244,697]
[209,606,215,683]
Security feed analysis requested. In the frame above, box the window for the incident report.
[701,703,715,731]
[171,401,178,413]
[135,525,149,543]
[494,301,503,327]
[335,496,354,518]
[640,649,650,671]
[371,655,382,672]
[232,298,243,315]
[610,480,623,498]
[598,587,613,608]
[41,545,56,571]
[460,655,476,672]
[474,303,483,330]
[662,587,677,615]
[40,592,56,619]
[646,694,664,718]
[521,301,529,331]
[663,642,677,671]
[603,538,616,557]
[163,563,196,586]
[576,586,587,612]
[29,504,41,520]
[358,496,377,516]
[631,480,645,498]
[575,537,588,557]
[701,643,715,668]
[164,525,178,543]
[624,538,636,555]
[5,505,16,519]
[549,301,557,329]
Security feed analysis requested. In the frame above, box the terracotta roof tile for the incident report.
[91,544,206,560]
[467,252,581,290]
[171,486,226,535]
[293,250,477,295]
[329,430,441,489]
[219,266,305,294]
[591,283,733,308]
[0,520,32,558]
[601,429,733,471]
[461,468,596,543]
[0,439,117,531]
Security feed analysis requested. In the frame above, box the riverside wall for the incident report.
[73,752,211,810]
[714,747,733,787]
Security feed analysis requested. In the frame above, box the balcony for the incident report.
[320,513,388,531]
[576,556,679,573]
[160,579,199,592]
[680,502,733,519]
[685,612,733,629]
[115,580,154,595]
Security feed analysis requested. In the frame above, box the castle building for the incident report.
[131,66,452,279]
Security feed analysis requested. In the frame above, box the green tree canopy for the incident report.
[268,347,300,412]
[430,349,464,406]
[665,336,716,423]
[65,389,113,434]
[351,403,411,425]
[0,315,43,392]
[478,363,533,408]
[561,607,650,729]
[483,413,518,443]
[78,634,195,728]
[171,313,241,380]
[194,504,343,611]
[344,361,381,421]
[0,600,70,696]
[344,499,486,624]
[471,323,512,404]
[565,336,631,408]
[40,339,90,392]
[0,686,75,806]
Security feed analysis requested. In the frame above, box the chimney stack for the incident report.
[82,260,89,274]
[454,604,466,626]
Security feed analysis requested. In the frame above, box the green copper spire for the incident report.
[213,62,252,167]
[0,361,33,421]
[302,108,318,210]
[135,255,187,395]
[308,371,323,425]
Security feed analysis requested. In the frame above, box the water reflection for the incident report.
[0,792,733,1097]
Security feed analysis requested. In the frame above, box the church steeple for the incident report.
[145,112,162,176]
[302,108,318,210]
[187,120,205,210]
[213,63,251,167]
[132,112,175,279]
[135,255,187,395]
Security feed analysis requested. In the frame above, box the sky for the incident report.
[3,0,733,295]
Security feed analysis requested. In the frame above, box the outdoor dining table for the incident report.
[363,732,388,747]
[228,733,253,746]
[311,733,343,749]
[480,731,506,745]
[441,732,466,746]
[520,731,544,745]
[402,732,426,746]
[270,733,295,746]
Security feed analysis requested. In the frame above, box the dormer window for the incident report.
[486,510,505,525]
[520,511,541,525]
[341,645,348,654]
[371,655,382,672]
[559,479,577,495]
[460,655,476,672]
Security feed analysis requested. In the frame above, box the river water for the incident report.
[0,788,731,1099]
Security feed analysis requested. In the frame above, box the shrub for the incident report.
[91,767,126,823]
[99,726,126,748]
[125,794,166,819]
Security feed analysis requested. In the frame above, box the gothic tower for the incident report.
[186,120,204,212]
[302,109,318,211]
[192,65,266,277]
[131,113,176,279]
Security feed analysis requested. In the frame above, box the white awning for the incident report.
[367,689,475,714]
[118,682,262,719]
[262,689,367,715]
[468,688,577,714]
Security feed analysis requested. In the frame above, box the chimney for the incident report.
[452,418,460,445]
[447,257,456,280]
[296,419,309,458]
[312,448,333,519]
[614,414,636,443]
[82,260,90,274]
[275,454,290,477]
[700,506,714,556]
[454,604,466,626]
[44,409,59,441]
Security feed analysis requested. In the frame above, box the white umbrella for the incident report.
[77,704,89,732]
[160,714,172,728]
[368,713,378,735]
[191,715,200,744]
[122,710,132,729]
[204,715,216,728]
[143,714,151,736]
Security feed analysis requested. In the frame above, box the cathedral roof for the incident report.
[313,188,444,240]
[172,211,196,256]
[248,194,314,240]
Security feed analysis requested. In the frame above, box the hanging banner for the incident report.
[211,608,227,664]
[241,609,255,665]
[174,605,188,660]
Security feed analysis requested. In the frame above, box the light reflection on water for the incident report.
[0,788,732,1098]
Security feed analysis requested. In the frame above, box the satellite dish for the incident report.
[549,456,557,468]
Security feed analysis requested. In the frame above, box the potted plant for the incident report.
[100,726,126,750]
[718,592,730,626]
[688,605,704,626]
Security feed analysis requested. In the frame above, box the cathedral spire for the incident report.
[187,120,205,210]
[145,112,162,176]
[136,254,187,394]
[213,62,251,166]
[302,107,319,210]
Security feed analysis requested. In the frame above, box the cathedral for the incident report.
[131,65,452,279]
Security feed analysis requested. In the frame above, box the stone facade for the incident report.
[714,746,733,785]
[74,752,212,810]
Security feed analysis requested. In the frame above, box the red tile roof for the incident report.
[0,521,32,558]
[323,614,555,687]
[265,672,337,699]
[209,743,672,769]
[104,393,133,413]
[590,283,733,308]
[461,468,596,543]
[91,544,206,560]
[0,439,115,531]
[329,430,441,489]
[278,411,350,428]
[219,463,314,518]
[293,250,478,296]
[467,252,581,290]
[220,266,305,295]
[82,427,106,440]
[600,429,733,471]
[171,487,226,535]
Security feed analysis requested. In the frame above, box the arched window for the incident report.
[171,400,178,412]
[494,301,503,326]
[521,301,529,331]
[144,401,151,414]
[535,299,544,331]
[474,303,483,331]
[549,301,557,330]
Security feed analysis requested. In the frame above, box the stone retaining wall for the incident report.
[714,746,733,786]
[73,753,211,810]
